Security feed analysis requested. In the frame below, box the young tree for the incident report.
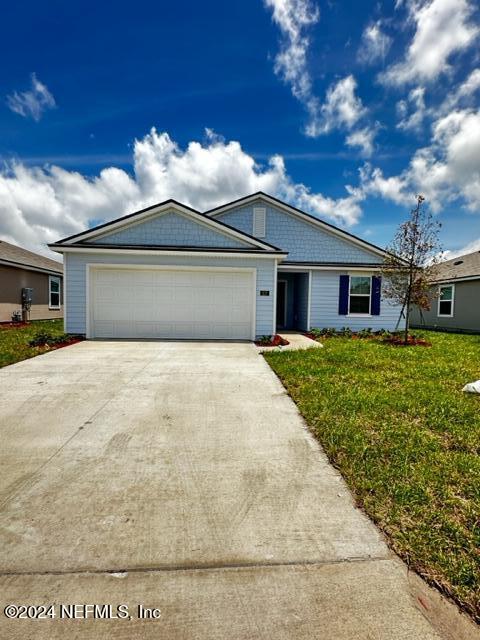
[382,195,442,344]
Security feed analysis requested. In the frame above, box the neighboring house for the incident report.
[0,240,63,323]
[49,192,404,340]
[411,250,480,333]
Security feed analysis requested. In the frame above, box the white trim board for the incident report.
[277,264,382,271]
[53,247,286,259]
[85,263,258,341]
[57,201,276,252]
[437,283,455,318]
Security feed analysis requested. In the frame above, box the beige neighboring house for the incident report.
[0,240,63,323]
[411,250,480,333]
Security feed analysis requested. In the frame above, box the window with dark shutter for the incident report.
[371,276,381,315]
[348,276,371,314]
[338,275,350,315]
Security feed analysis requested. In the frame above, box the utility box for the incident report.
[21,287,33,322]
[21,287,33,309]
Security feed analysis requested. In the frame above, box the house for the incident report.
[0,240,63,323]
[49,192,404,340]
[411,250,480,333]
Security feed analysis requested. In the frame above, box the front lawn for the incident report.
[0,319,68,368]
[264,331,480,622]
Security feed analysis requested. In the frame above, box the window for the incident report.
[349,276,371,314]
[49,276,61,309]
[253,207,266,237]
[438,284,454,317]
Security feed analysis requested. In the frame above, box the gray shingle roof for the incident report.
[430,250,480,283]
[0,240,63,274]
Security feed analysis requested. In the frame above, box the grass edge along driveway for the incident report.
[0,319,67,368]
[264,331,480,623]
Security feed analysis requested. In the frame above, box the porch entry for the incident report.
[276,271,310,331]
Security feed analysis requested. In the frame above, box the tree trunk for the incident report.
[404,303,410,345]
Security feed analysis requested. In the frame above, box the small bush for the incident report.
[356,327,373,338]
[255,334,289,347]
[29,331,70,347]
[307,328,324,339]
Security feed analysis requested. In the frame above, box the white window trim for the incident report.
[348,275,372,316]
[49,275,61,310]
[437,284,455,318]
[253,207,266,238]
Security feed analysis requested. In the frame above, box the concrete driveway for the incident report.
[0,341,476,639]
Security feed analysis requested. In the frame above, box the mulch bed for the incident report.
[32,336,85,352]
[305,331,431,347]
[255,334,290,347]
[384,335,431,347]
[0,322,29,330]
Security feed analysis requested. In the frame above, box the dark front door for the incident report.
[276,280,287,328]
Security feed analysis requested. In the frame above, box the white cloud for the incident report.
[440,237,480,260]
[440,68,480,113]
[360,164,410,205]
[346,125,378,157]
[307,75,367,137]
[6,73,56,121]
[264,1,369,140]
[264,0,320,133]
[361,108,480,212]
[396,86,427,131]
[0,128,364,258]
[357,21,392,66]
[379,0,479,86]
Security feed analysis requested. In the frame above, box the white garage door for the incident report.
[89,267,255,340]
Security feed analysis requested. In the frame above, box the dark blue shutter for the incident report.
[371,276,381,315]
[338,275,349,315]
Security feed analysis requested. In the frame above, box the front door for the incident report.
[276,280,287,329]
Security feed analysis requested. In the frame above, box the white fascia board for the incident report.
[51,246,287,260]
[208,194,388,259]
[277,264,383,271]
[62,202,274,251]
[432,275,480,284]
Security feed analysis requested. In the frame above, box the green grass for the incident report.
[264,331,480,621]
[0,319,65,368]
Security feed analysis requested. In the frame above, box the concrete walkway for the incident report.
[0,341,477,639]
[256,331,323,352]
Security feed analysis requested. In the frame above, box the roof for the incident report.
[429,250,480,283]
[206,191,391,259]
[0,240,63,275]
[50,199,282,254]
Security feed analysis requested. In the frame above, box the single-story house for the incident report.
[411,250,480,333]
[0,240,63,323]
[49,192,404,340]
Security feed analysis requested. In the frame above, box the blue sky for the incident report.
[0,0,479,258]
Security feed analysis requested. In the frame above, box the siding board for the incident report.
[65,253,276,337]
[215,202,384,264]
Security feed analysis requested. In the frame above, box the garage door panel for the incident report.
[91,268,254,339]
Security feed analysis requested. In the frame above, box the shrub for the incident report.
[29,332,69,347]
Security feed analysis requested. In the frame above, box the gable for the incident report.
[87,209,256,249]
[212,200,384,264]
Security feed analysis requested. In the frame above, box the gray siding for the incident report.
[310,271,405,331]
[65,252,276,338]
[411,280,480,332]
[296,273,309,331]
[90,210,251,249]
[214,201,383,263]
